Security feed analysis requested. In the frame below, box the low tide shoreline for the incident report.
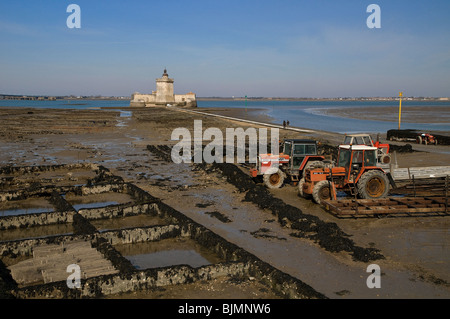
[318,105,450,125]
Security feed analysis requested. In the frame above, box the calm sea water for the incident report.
[198,100,450,134]
[1,99,449,134]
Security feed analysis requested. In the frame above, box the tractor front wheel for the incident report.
[357,170,390,199]
[298,178,312,198]
[263,169,286,189]
[312,180,331,205]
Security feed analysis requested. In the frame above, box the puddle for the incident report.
[0,198,54,217]
[148,174,167,180]
[119,111,132,118]
[115,238,224,270]
[126,249,212,269]
[101,158,128,163]
[0,207,53,217]
[72,201,119,211]
[91,214,168,232]
[116,111,132,127]
[65,192,134,211]
[0,224,73,242]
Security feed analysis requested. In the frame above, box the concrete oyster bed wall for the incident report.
[0,163,326,299]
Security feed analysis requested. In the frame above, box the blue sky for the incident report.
[0,0,449,97]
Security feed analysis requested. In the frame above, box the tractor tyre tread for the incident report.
[312,180,331,205]
[263,169,286,189]
[298,178,311,198]
[357,170,390,199]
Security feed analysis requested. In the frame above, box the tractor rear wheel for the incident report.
[357,170,390,199]
[312,180,331,204]
[263,169,286,189]
[416,136,422,144]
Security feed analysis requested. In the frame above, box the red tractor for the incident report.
[416,133,438,145]
[250,139,326,189]
[299,145,391,205]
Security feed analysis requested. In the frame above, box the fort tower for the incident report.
[130,69,196,108]
[155,69,175,103]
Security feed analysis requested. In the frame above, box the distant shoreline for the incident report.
[1,95,449,102]
[197,97,450,102]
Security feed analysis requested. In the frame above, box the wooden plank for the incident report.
[9,240,119,286]
[334,206,446,215]
[323,197,449,218]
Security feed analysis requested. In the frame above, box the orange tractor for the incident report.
[416,133,438,145]
[299,145,392,205]
[250,139,326,189]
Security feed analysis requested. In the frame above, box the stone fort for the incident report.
[130,69,197,108]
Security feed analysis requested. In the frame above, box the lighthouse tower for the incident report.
[155,69,175,104]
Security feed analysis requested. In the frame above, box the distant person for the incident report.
[287,120,290,127]
[283,120,286,129]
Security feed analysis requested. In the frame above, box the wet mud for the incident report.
[204,211,232,223]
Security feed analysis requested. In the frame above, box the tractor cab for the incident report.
[343,134,375,146]
[343,133,390,165]
[281,139,319,175]
[337,145,378,182]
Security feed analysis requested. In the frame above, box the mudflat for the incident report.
[319,105,450,124]
[0,106,449,299]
